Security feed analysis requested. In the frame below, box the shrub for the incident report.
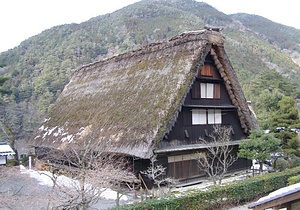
[7,159,19,166]
[288,174,300,185]
[274,157,289,171]
[290,156,300,168]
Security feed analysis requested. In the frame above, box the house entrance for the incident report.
[167,153,205,180]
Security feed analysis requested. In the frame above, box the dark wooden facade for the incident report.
[155,54,251,181]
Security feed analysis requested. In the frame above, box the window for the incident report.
[192,82,220,99]
[199,64,221,79]
[201,83,213,98]
[168,153,198,162]
[200,83,220,99]
[208,109,221,124]
[192,109,222,125]
[200,64,214,77]
[192,109,206,125]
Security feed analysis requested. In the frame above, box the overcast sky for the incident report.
[1,0,299,53]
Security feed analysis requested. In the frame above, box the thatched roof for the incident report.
[33,29,258,159]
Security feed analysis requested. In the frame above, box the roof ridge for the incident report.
[75,29,223,73]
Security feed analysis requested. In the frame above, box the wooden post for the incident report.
[29,156,32,169]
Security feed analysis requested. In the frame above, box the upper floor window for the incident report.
[192,82,220,99]
[199,64,221,79]
[201,64,214,77]
[201,83,213,98]
[201,83,221,98]
[192,109,222,125]
[192,109,206,125]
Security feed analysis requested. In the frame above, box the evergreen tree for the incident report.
[255,89,283,129]
[0,77,11,95]
[272,96,300,129]
[269,96,300,155]
[238,130,281,173]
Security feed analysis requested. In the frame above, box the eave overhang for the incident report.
[154,139,248,154]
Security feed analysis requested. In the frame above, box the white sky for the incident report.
[0,0,299,53]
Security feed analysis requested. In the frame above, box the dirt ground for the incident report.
[0,166,132,210]
[0,166,51,210]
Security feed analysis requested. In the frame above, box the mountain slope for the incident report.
[0,0,299,141]
[230,13,300,51]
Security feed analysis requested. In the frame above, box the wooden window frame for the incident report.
[200,83,220,99]
[192,109,206,125]
[200,64,214,77]
[192,109,222,125]
[208,109,222,124]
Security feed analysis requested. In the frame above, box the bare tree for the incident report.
[43,135,137,209]
[197,125,237,185]
[141,155,176,197]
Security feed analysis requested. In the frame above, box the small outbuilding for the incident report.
[0,143,15,165]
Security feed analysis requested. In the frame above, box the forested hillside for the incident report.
[0,0,299,141]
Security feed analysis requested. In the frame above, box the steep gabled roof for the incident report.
[33,29,258,158]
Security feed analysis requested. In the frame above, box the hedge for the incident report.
[288,174,300,185]
[115,166,300,210]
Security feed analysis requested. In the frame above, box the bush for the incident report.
[116,167,300,210]
[7,159,19,166]
[274,157,289,171]
[288,174,300,185]
[290,156,300,168]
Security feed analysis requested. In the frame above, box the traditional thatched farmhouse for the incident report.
[33,29,258,182]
